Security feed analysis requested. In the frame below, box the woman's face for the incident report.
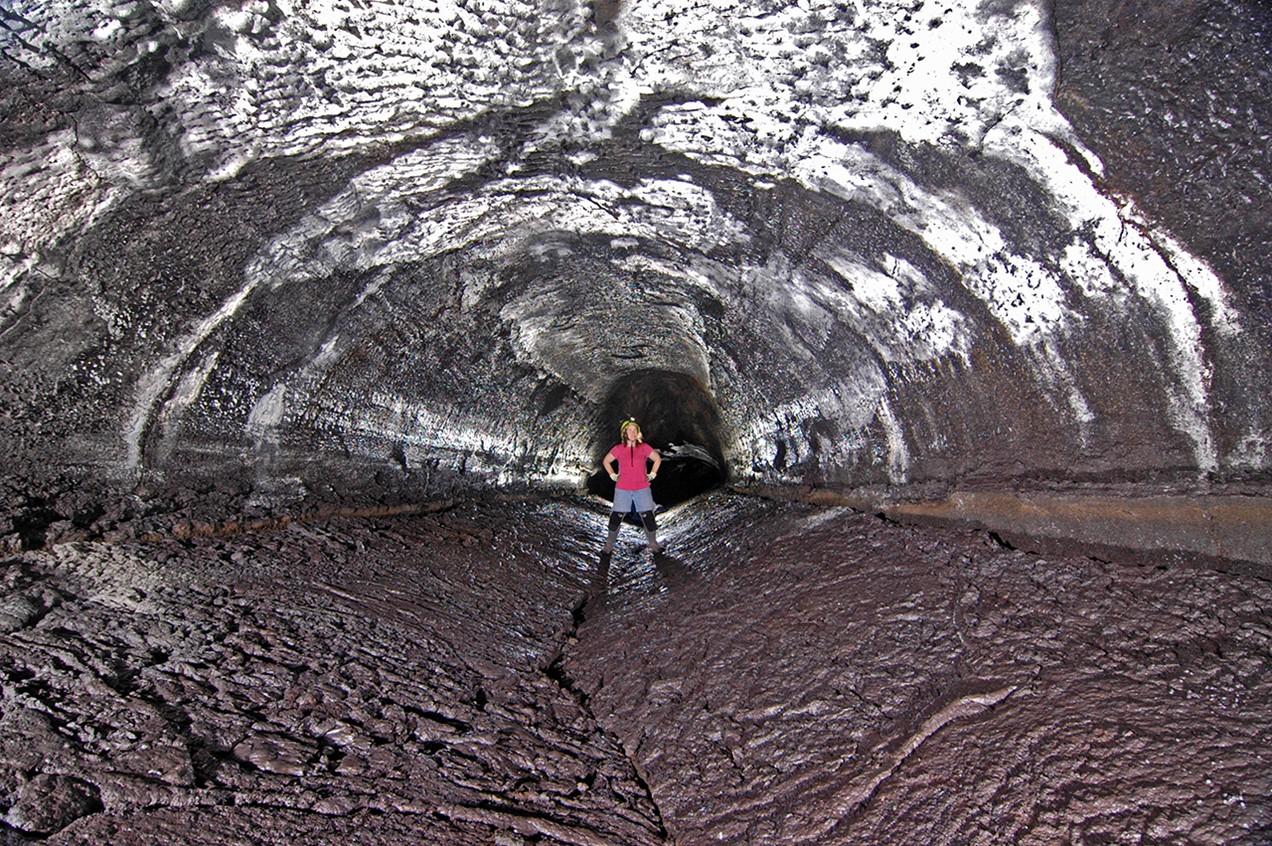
[624,424,639,442]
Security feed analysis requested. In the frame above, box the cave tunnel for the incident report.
[585,369,728,509]
[1,0,1271,843]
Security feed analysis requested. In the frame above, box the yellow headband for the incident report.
[620,420,641,439]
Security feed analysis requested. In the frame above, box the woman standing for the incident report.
[602,419,663,554]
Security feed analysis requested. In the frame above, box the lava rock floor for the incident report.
[1,493,1268,844]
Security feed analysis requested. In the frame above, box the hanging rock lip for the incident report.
[735,483,1272,573]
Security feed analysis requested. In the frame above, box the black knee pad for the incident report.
[640,510,657,532]
[608,512,624,531]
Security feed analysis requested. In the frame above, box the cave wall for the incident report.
[1,0,1269,523]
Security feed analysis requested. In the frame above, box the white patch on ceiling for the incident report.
[622,0,1232,473]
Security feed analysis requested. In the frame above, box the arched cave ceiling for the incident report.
[1,0,1269,510]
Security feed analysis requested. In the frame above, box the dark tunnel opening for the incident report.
[586,369,728,510]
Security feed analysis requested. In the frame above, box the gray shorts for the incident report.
[612,486,656,514]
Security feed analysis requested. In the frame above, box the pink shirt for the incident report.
[609,442,654,490]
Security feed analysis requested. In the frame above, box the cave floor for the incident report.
[1,493,1268,844]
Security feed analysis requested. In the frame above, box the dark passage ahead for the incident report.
[586,369,728,508]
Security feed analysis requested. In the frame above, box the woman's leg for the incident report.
[605,489,635,553]
[632,487,662,552]
[603,511,622,553]
[639,510,662,553]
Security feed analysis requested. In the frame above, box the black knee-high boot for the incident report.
[639,510,662,553]
[602,511,623,553]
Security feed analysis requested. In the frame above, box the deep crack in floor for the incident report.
[547,590,672,843]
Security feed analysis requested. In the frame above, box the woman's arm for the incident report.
[647,449,661,479]
[603,452,618,481]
